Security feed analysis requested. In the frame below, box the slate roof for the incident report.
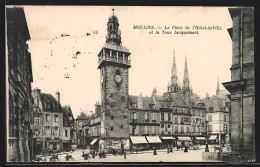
[40,93,62,112]
[204,95,225,112]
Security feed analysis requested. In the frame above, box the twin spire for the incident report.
[168,49,190,93]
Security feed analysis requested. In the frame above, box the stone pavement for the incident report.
[35,145,225,163]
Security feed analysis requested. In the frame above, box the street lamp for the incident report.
[205,120,209,152]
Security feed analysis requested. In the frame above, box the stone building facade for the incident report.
[31,89,74,154]
[223,7,255,161]
[75,112,89,148]
[7,7,34,162]
[97,9,131,152]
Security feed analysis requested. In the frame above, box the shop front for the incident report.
[130,136,148,152]
[90,138,99,151]
[145,136,162,149]
[208,135,218,144]
[160,136,175,148]
[177,136,192,149]
[194,137,206,145]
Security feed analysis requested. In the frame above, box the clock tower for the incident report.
[97,9,131,151]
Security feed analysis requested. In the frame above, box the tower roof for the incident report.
[106,9,121,45]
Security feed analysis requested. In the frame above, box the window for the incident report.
[151,126,155,134]
[51,127,54,135]
[168,112,171,121]
[65,129,68,137]
[151,113,155,120]
[35,118,40,125]
[133,113,137,119]
[224,115,227,122]
[85,129,89,135]
[181,126,184,133]
[145,112,149,122]
[161,113,164,121]
[161,124,164,128]
[165,125,168,132]
[54,114,59,122]
[79,122,82,128]
[208,125,212,132]
[174,117,178,123]
[120,125,123,129]
[111,116,113,120]
[144,126,148,134]
[46,114,51,122]
[111,127,114,131]
[124,115,127,118]
[175,126,178,133]
[208,115,212,122]
[187,127,190,133]
[174,108,177,114]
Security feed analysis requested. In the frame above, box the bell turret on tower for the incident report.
[106,9,122,46]
[182,56,190,90]
[97,9,131,69]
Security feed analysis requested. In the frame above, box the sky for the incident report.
[21,6,233,117]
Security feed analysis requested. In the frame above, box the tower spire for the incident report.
[216,76,220,95]
[182,56,190,90]
[171,48,178,85]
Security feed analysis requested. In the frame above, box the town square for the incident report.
[6,6,254,163]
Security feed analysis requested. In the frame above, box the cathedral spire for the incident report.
[168,48,180,93]
[182,56,190,90]
[216,76,220,95]
[171,49,178,85]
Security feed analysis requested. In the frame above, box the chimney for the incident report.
[95,101,101,115]
[56,91,60,104]
[32,88,41,106]
[137,92,144,109]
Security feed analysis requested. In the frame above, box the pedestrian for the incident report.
[99,151,102,158]
[112,148,115,156]
[167,147,169,153]
[103,151,106,158]
[170,146,173,152]
[153,146,157,155]
[124,151,126,159]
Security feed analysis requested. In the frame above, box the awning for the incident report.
[161,136,175,140]
[146,136,162,143]
[130,136,148,144]
[209,135,218,140]
[49,139,60,143]
[63,140,71,143]
[195,137,206,140]
[90,139,98,145]
[177,137,192,141]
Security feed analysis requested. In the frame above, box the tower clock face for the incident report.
[114,74,123,83]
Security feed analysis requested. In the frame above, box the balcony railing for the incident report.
[98,56,131,66]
